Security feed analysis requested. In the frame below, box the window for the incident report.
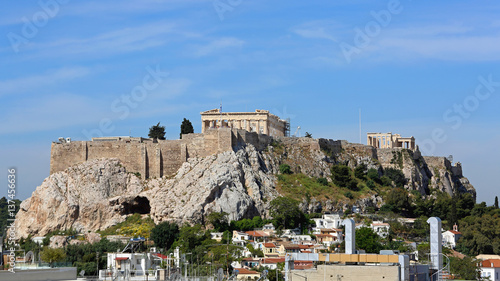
[137,259,141,265]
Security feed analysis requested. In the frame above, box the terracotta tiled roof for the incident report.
[234,268,259,274]
[447,230,462,235]
[481,259,500,268]
[246,231,269,237]
[242,257,260,261]
[261,257,286,264]
[263,243,276,248]
[283,244,301,249]
[153,253,169,259]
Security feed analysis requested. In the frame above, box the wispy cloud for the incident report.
[291,21,342,42]
[372,24,500,61]
[32,21,179,57]
[192,37,245,57]
[0,67,90,97]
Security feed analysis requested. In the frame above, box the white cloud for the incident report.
[0,67,90,97]
[23,21,188,59]
[291,21,343,42]
[192,37,245,57]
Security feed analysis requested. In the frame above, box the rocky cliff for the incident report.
[15,137,475,238]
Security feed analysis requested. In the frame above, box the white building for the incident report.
[442,224,462,249]
[480,259,500,281]
[371,221,390,238]
[104,252,163,279]
[232,231,250,244]
[312,213,343,234]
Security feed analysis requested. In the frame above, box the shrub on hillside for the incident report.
[279,164,292,174]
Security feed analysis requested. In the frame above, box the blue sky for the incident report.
[1,0,499,204]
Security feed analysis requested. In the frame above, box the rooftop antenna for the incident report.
[359,108,362,144]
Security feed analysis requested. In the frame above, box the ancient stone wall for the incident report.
[50,129,243,178]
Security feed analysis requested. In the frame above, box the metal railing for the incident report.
[429,253,450,281]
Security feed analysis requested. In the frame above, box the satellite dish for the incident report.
[79,270,85,277]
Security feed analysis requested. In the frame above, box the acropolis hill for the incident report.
[50,109,289,178]
[15,108,475,237]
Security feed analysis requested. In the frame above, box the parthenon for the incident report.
[200,109,288,137]
[367,132,416,150]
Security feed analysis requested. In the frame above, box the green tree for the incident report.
[495,196,499,209]
[172,224,210,253]
[331,165,357,190]
[269,197,308,232]
[316,177,328,186]
[0,197,21,231]
[180,118,194,138]
[148,122,166,140]
[383,168,406,188]
[246,244,264,257]
[41,247,66,267]
[356,227,383,253]
[386,188,411,215]
[150,221,179,251]
[367,168,381,184]
[208,212,229,232]
[279,164,292,175]
[354,163,367,180]
[449,256,480,280]
[230,216,265,231]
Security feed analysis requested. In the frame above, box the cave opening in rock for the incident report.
[121,196,151,215]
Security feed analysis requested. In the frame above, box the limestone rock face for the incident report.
[16,159,135,238]
[15,138,476,238]
[15,146,280,238]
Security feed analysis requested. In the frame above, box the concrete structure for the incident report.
[291,263,400,281]
[442,224,462,249]
[343,219,355,255]
[0,267,76,281]
[427,217,442,271]
[367,132,416,150]
[201,109,288,137]
[480,259,500,281]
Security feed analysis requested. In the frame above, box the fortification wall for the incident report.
[51,129,356,179]
[50,128,238,178]
[423,156,452,171]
